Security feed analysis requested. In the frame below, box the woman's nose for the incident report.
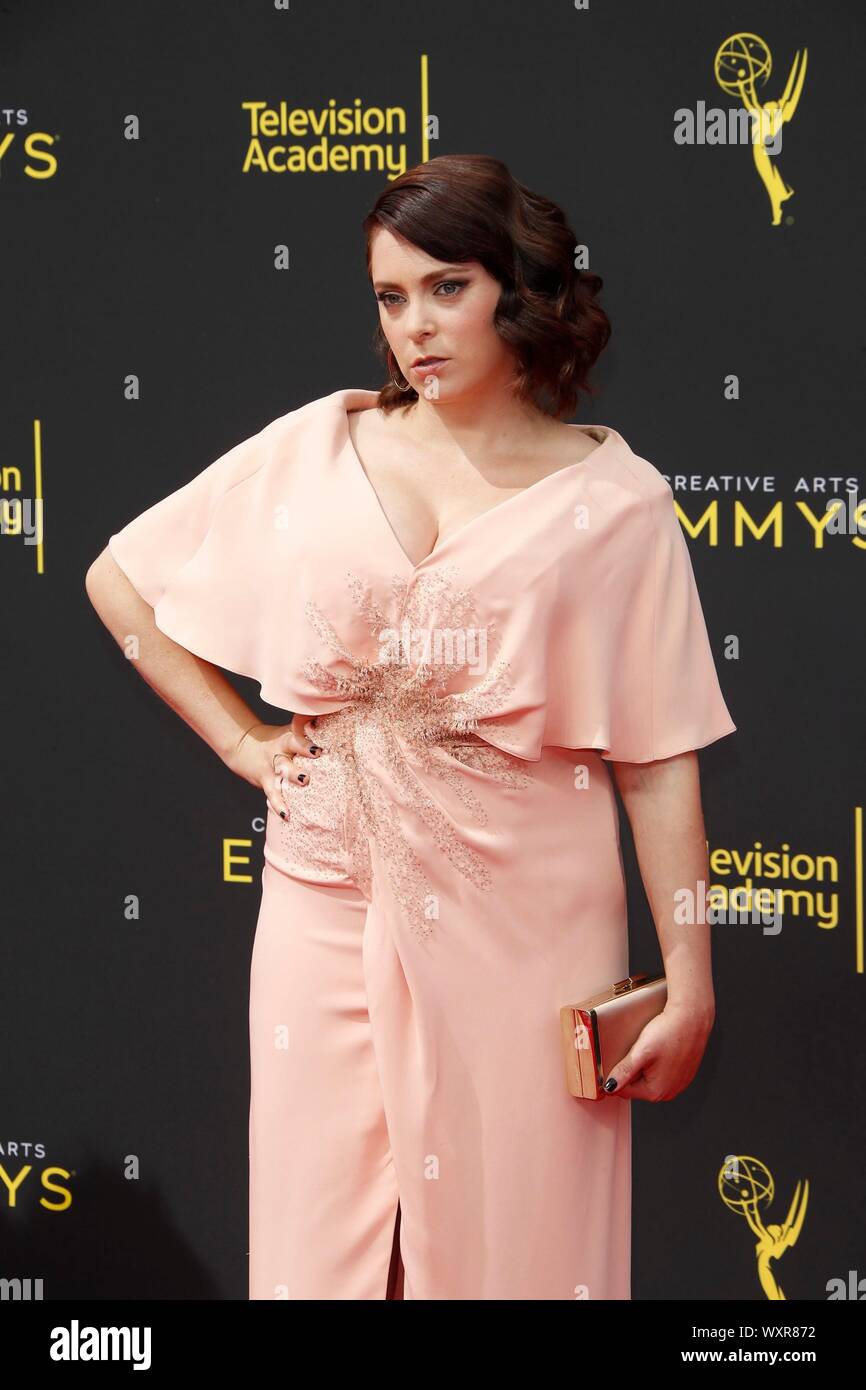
[404,304,437,337]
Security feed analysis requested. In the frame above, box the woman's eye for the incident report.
[376,280,468,308]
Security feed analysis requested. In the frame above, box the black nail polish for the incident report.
[280,811,286,819]
[603,1077,617,1092]
[297,773,307,784]
[309,744,321,754]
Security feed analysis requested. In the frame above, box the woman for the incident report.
[86,153,736,1301]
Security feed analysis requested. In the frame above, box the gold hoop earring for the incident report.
[387,350,413,392]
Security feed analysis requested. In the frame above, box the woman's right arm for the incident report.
[84,547,322,815]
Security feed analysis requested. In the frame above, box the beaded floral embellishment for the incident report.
[278,566,534,941]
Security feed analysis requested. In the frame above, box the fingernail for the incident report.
[603,1077,617,1092]
[297,773,307,784]
[280,811,286,819]
[309,744,321,754]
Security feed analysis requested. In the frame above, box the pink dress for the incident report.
[107,386,736,1300]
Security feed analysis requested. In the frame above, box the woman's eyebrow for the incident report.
[372,267,470,291]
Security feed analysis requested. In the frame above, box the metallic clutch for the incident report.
[560,972,667,1100]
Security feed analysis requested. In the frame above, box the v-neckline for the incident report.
[340,395,615,575]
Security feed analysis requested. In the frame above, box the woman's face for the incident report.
[369,226,516,400]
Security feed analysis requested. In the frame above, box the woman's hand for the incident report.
[225,713,325,820]
[601,1001,715,1102]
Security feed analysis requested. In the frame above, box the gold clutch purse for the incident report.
[560,972,667,1100]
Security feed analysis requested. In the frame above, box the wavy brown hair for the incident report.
[362,153,611,418]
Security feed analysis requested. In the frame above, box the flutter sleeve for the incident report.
[105,408,306,709]
[108,426,268,610]
[638,483,736,760]
[548,476,737,763]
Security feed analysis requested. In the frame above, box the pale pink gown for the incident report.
[107,386,736,1300]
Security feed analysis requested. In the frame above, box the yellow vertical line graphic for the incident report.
[33,417,44,575]
[856,805,863,974]
[420,53,428,162]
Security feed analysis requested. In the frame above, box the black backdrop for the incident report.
[2,0,864,1303]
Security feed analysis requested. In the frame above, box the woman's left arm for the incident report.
[604,750,717,1102]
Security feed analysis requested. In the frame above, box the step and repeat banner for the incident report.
[2,0,864,1306]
